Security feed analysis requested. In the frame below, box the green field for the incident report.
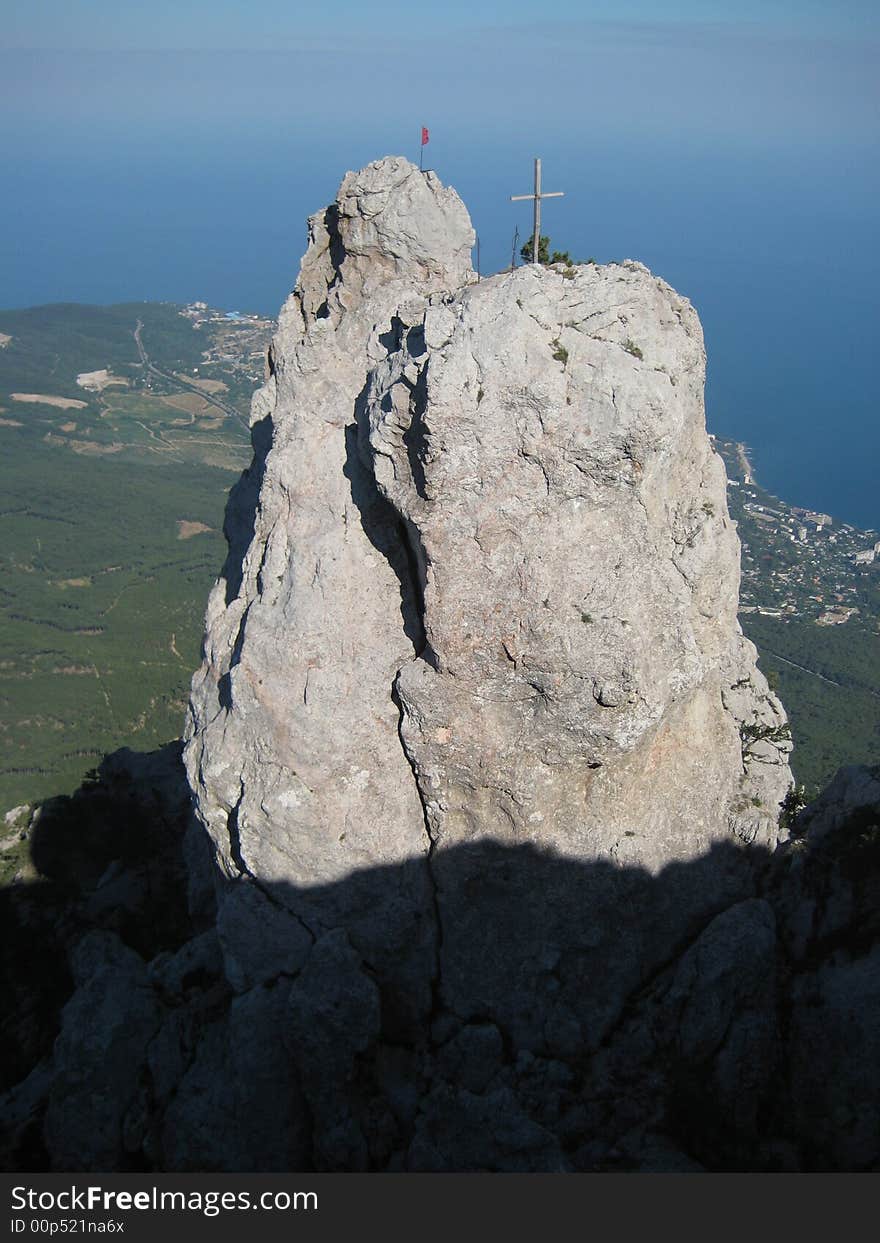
[0,302,206,400]
[0,448,238,805]
[0,303,261,871]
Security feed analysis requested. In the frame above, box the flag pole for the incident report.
[419,125,429,172]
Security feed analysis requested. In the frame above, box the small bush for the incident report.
[740,721,793,757]
[551,339,569,366]
[622,339,643,360]
[780,784,808,830]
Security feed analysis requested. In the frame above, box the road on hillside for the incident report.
[761,648,842,687]
[133,319,251,432]
[762,646,880,701]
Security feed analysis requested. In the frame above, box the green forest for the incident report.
[0,303,262,880]
[744,613,880,795]
[0,302,206,399]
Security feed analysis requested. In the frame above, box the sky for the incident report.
[3,1,879,49]
[2,1,878,523]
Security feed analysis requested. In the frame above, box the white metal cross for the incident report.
[510,158,565,265]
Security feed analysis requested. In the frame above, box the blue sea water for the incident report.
[2,123,877,530]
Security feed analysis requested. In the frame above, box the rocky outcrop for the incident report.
[3,749,878,1172]
[183,156,791,1051]
[187,158,788,897]
[366,257,789,858]
[5,158,876,1174]
[185,157,477,1019]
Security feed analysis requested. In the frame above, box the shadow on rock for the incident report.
[2,748,879,1174]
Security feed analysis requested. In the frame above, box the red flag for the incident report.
[421,126,429,146]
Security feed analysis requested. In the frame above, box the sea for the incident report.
[2,125,877,531]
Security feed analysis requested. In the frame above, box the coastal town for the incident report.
[178,301,274,389]
[713,437,880,631]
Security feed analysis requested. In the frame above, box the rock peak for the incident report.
[179,158,794,1163]
[291,156,475,330]
[187,150,792,927]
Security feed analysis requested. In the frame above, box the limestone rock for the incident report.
[663,898,777,1063]
[216,879,312,993]
[43,932,161,1171]
[185,157,475,1022]
[148,929,223,1001]
[0,1060,54,1170]
[185,160,790,999]
[359,245,791,1035]
[408,1083,567,1172]
[364,257,790,870]
[285,928,382,1170]
[795,763,880,844]
[788,944,880,1170]
[160,982,308,1172]
[659,898,778,1143]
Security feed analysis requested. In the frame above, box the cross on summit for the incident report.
[510,158,565,265]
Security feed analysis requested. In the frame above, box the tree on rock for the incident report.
[520,234,573,266]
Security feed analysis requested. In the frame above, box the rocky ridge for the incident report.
[3,158,877,1173]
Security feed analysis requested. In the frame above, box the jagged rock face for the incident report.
[185,156,789,940]
[365,258,790,872]
[187,160,474,896]
[360,253,792,1040]
[185,158,476,1017]
[5,748,877,1174]
[178,155,797,1159]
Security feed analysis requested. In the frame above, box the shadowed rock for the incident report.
[1,747,878,1172]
